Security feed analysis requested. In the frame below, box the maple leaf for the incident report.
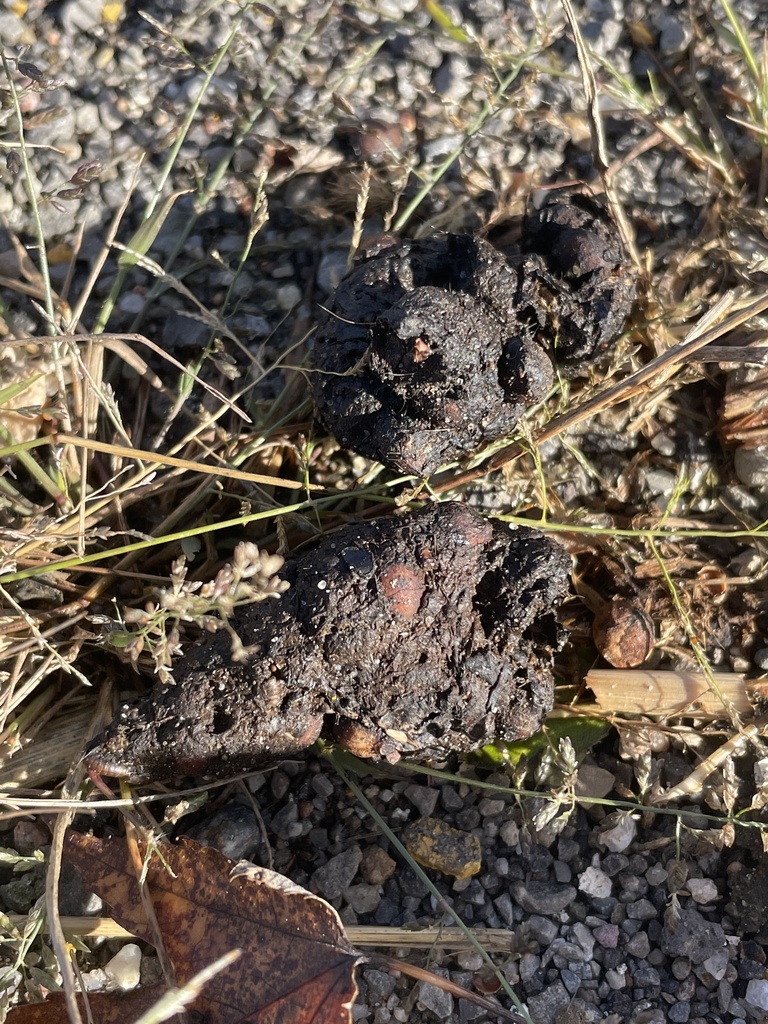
[57,833,361,1024]
[5,988,165,1024]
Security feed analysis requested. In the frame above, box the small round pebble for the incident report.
[478,797,505,817]
[593,923,620,949]
[686,877,718,904]
[668,1001,691,1023]
[360,846,397,885]
[104,944,142,991]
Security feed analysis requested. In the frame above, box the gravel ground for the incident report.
[2,1,768,1023]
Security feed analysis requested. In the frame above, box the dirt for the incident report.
[311,194,638,476]
[86,502,571,782]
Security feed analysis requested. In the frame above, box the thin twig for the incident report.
[46,684,112,1024]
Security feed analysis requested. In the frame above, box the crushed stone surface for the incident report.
[1,1,768,1023]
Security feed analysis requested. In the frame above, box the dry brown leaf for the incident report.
[6,987,164,1024]
[61,833,361,1024]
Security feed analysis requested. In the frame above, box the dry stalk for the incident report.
[6,917,517,952]
[586,668,754,718]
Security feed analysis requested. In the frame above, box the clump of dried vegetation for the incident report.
[2,0,768,1019]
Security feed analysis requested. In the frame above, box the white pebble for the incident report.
[746,979,768,1011]
[703,949,729,981]
[80,968,108,992]
[686,877,718,904]
[104,943,142,991]
[276,283,302,311]
[117,292,146,315]
[597,814,637,853]
[578,865,612,899]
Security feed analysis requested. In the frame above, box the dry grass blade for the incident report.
[561,0,640,265]
[53,434,314,491]
[44,334,252,423]
[45,685,112,1024]
[651,722,768,805]
[0,698,95,790]
[5,916,517,951]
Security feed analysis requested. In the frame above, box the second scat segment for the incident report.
[87,503,571,782]
[311,194,638,476]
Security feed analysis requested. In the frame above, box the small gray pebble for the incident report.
[718,980,734,1014]
[499,820,520,846]
[605,968,626,990]
[495,857,509,877]
[440,785,465,812]
[312,774,335,799]
[318,250,349,295]
[526,914,558,945]
[626,931,651,957]
[312,847,362,900]
[668,1003,691,1024]
[188,805,266,860]
[0,10,28,45]
[493,891,514,926]
[702,948,729,981]
[672,957,692,980]
[418,969,454,1019]
[626,898,657,921]
[404,783,439,817]
[745,979,768,1011]
[557,839,580,863]
[655,13,692,53]
[553,860,572,884]
[527,981,570,1024]
[344,883,382,914]
[456,950,484,972]
[633,965,660,988]
[519,953,542,984]
[512,881,577,916]
[162,311,210,351]
[645,469,677,496]
[364,969,397,1004]
[458,997,486,1022]
[62,0,103,33]
[593,923,620,948]
[571,921,596,959]
[561,968,581,994]
[478,797,505,817]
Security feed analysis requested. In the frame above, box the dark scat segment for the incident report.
[87,503,571,782]
[521,193,638,366]
[311,235,553,477]
[311,195,637,474]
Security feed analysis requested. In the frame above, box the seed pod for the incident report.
[592,598,654,668]
[17,61,44,83]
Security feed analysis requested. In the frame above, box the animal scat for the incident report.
[87,502,571,782]
[311,193,637,475]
